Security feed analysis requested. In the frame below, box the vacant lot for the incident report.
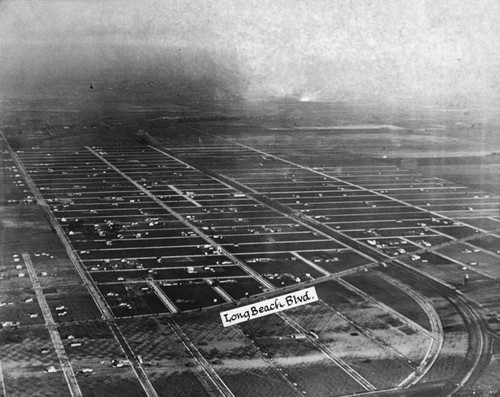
[0,325,57,367]
[217,277,265,300]
[298,250,371,273]
[99,282,169,316]
[0,290,43,326]
[279,360,365,396]
[173,311,260,360]
[3,371,70,397]
[146,370,212,397]
[161,281,224,311]
[218,367,295,397]
[44,286,102,322]
[467,234,500,254]
[76,369,147,397]
[118,317,193,363]
[343,272,432,331]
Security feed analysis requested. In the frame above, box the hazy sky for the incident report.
[1,0,499,104]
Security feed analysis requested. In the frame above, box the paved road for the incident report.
[206,280,235,303]
[168,321,235,397]
[231,326,306,396]
[146,278,179,313]
[23,253,82,397]
[371,271,444,387]
[105,322,160,397]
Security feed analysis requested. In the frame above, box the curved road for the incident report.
[386,262,494,397]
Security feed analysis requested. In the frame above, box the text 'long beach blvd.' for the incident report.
[221,287,318,327]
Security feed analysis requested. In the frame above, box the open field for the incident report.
[76,370,147,397]
[284,302,413,389]
[3,372,70,397]
[146,370,213,397]
[217,367,296,397]
[0,325,71,396]
[279,359,366,396]
[467,234,500,254]
[118,317,192,362]
[217,277,266,300]
[173,311,260,360]
[343,272,432,331]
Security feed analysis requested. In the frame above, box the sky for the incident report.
[0,0,499,105]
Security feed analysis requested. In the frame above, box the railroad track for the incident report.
[384,262,494,397]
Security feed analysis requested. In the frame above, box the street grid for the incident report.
[2,126,499,396]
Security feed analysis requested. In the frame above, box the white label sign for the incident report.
[220,286,318,327]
